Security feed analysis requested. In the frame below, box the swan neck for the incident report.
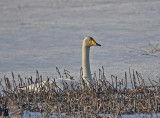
[82,45,93,85]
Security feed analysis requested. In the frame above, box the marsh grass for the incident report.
[0,67,160,117]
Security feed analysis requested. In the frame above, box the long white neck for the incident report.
[82,43,93,86]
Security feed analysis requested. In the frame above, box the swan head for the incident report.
[83,37,101,47]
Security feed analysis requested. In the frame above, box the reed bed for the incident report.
[0,68,160,117]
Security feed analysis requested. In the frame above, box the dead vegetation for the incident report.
[0,67,160,117]
[127,40,160,56]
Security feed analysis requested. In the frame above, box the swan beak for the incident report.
[91,40,101,46]
[96,42,101,46]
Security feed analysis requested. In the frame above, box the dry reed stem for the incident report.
[0,68,160,117]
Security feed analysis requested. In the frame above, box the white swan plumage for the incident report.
[18,36,101,91]
[82,37,101,87]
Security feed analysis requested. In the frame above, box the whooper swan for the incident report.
[18,36,101,91]
[82,36,101,87]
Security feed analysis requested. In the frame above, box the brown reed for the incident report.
[0,67,160,117]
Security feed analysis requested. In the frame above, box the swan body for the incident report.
[82,37,101,87]
[18,80,49,92]
[18,36,101,91]
[18,78,72,92]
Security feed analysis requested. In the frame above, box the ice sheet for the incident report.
[0,0,160,83]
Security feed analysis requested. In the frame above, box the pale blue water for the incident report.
[0,0,160,83]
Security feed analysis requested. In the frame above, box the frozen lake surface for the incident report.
[0,0,160,84]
